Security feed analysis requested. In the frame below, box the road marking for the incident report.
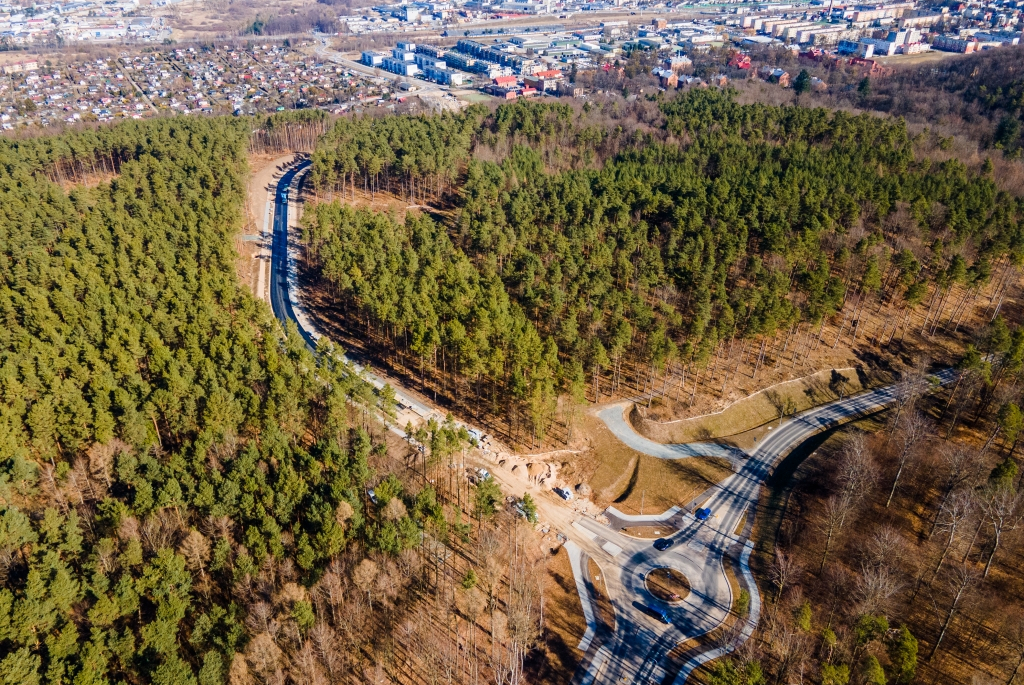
[602,541,623,557]
[606,504,681,522]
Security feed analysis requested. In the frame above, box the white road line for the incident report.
[601,541,623,557]
[672,542,759,685]
[606,505,681,522]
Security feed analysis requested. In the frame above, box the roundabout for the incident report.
[645,567,691,603]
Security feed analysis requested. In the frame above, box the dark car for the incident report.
[695,507,711,521]
[639,603,670,624]
[653,537,673,551]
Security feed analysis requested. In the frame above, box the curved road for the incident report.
[267,160,439,425]
[573,368,956,685]
[597,404,745,463]
[267,158,957,684]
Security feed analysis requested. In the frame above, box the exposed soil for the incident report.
[645,567,691,603]
[620,525,679,539]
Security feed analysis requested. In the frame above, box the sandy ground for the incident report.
[237,152,303,299]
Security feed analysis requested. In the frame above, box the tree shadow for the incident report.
[613,457,641,504]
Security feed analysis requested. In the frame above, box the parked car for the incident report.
[653,537,674,551]
[555,487,574,501]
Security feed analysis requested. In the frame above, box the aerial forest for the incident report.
[303,91,1024,448]
[0,114,544,685]
[5,87,1024,685]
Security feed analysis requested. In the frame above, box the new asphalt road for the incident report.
[572,367,958,685]
[269,160,316,348]
[268,158,958,685]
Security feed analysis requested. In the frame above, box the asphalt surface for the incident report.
[269,160,317,350]
[572,367,958,685]
[267,161,461,433]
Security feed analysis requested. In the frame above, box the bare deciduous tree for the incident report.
[837,434,878,507]
[886,409,931,507]
[246,601,278,637]
[309,622,344,680]
[179,529,211,579]
[930,563,979,659]
[246,632,286,685]
[982,488,1024,578]
[863,524,907,570]
[854,561,903,616]
[335,501,354,528]
[1002,613,1024,685]
[889,366,929,434]
[353,558,380,610]
[293,641,328,685]
[141,509,182,554]
[817,493,853,573]
[932,489,975,579]
[86,438,130,488]
[316,571,345,625]
[929,443,985,539]
[769,548,800,604]
[228,652,253,685]
[382,497,407,522]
